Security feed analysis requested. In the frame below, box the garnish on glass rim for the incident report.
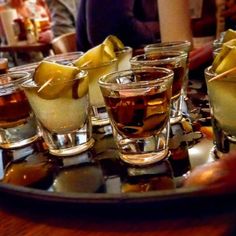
[209,66,236,82]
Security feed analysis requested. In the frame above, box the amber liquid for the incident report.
[146,54,185,99]
[104,88,170,139]
[0,88,31,128]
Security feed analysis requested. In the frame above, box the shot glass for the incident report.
[212,31,225,52]
[205,66,236,158]
[144,40,191,98]
[9,62,40,75]
[144,41,191,54]
[98,67,174,166]
[22,70,94,156]
[0,72,38,149]
[44,51,84,65]
[130,51,187,124]
[80,59,118,126]
[116,46,133,71]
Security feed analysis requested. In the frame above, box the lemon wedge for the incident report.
[212,39,236,70]
[103,35,125,51]
[215,47,236,74]
[223,29,236,43]
[33,61,79,99]
[73,44,114,68]
[71,72,89,99]
[73,35,125,69]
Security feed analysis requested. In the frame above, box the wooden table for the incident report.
[0,196,236,236]
[0,41,52,65]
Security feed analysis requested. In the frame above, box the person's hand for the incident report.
[38,29,53,44]
[184,151,236,192]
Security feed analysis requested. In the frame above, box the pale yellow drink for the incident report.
[22,62,94,156]
[206,67,236,136]
[81,59,118,108]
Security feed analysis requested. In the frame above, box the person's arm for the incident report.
[86,0,159,48]
[189,42,213,71]
[48,0,76,37]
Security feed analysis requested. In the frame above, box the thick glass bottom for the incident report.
[49,138,95,157]
[0,135,38,149]
[120,149,169,166]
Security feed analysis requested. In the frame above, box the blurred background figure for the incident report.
[222,0,236,30]
[7,0,53,43]
[46,0,80,37]
[190,0,217,49]
[76,0,160,51]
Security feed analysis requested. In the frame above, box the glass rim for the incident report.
[144,40,191,51]
[204,65,217,77]
[205,65,236,79]
[45,51,84,62]
[0,71,31,87]
[9,62,39,73]
[77,58,118,70]
[115,46,133,54]
[98,66,174,89]
[130,50,187,65]
[21,70,88,89]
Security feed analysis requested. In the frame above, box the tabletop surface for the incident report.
[0,41,52,52]
[1,60,236,236]
[0,197,236,236]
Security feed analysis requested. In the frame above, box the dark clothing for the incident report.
[76,0,159,51]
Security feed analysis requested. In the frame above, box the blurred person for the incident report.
[46,0,79,37]
[189,0,236,71]
[190,0,217,49]
[222,0,236,29]
[8,0,53,43]
[76,0,160,51]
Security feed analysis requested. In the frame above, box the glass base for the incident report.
[170,114,182,124]
[0,115,38,149]
[49,138,95,157]
[0,134,38,149]
[91,106,110,126]
[119,149,169,166]
[91,117,110,126]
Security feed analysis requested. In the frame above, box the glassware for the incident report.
[98,67,173,166]
[80,59,118,126]
[0,72,38,148]
[212,31,225,52]
[9,62,40,75]
[115,46,133,71]
[22,70,94,156]
[205,66,236,158]
[144,41,191,54]
[130,51,187,124]
[44,51,84,65]
[144,40,191,98]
